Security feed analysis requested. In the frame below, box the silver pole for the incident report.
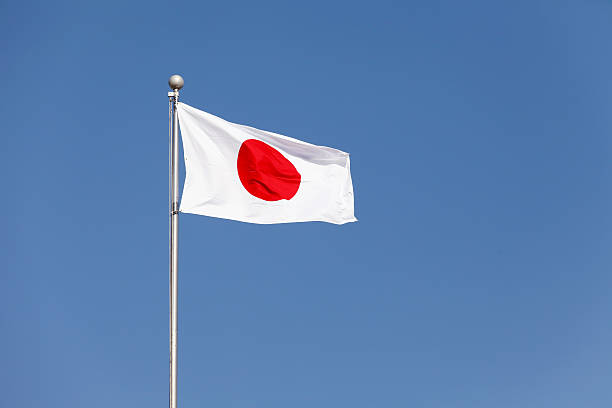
[168,74,184,408]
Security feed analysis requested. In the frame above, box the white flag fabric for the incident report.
[177,102,356,224]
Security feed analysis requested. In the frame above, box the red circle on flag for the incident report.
[237,139,301,201]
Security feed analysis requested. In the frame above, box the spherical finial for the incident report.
[168,74,184,90]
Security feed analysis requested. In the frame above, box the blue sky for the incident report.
[2,1,612,407]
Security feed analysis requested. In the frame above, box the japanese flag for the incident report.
[177,102,356,224]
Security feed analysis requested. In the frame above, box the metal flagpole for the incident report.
[168,74,184,408]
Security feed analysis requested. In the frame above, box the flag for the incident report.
[177,102,356,224]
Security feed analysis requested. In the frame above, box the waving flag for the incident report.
[177,102,356,224]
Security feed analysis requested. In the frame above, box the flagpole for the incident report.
[168,74,184,408]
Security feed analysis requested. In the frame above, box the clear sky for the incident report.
[2,1,612,407]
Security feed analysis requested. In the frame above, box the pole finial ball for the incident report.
[168,75,184,90]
